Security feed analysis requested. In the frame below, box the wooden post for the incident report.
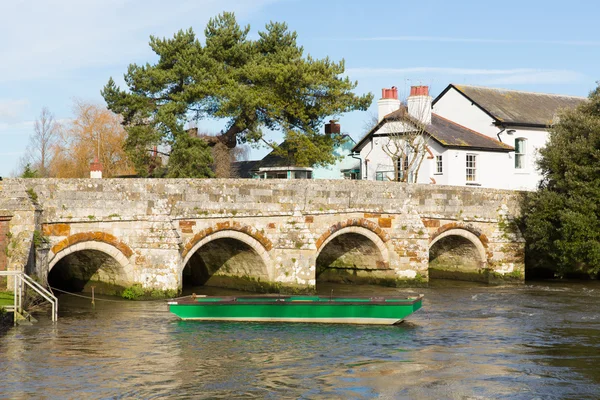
[91,286,95,308]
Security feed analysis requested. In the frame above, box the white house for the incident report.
[353,84,586,190]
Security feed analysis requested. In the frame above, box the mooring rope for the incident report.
[48,286,190,303]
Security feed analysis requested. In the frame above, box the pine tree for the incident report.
[102,12,372,176]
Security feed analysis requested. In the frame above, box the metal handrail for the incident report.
[0,271,58,324]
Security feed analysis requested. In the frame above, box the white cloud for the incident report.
[0,0,281,83]
[345,67,585,85]
[0,99,29,121]
[0,121,35,137]
[354,36,600,46]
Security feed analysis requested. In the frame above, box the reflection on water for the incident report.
[1,280,599,398]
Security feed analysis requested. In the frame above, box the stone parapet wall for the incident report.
[0,178,526,291]
[10,179,524,220]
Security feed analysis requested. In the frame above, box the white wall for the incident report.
[433,88,499,138]
[433,87,549,190]
[498,127,548,190]
[359,121,418,181]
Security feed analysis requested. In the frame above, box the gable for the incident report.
[353,106,512,153]
[435,84,586,127]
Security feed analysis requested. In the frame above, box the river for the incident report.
[1,280,599,399]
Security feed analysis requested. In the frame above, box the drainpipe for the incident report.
[362,140,375,180]
[349,152,362,180]
[496,127,506,143]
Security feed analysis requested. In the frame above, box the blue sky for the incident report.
[1,0,597,176]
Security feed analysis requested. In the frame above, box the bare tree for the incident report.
[23,107,58,177]
[381,107,430,183]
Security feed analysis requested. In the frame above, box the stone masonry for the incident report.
[0,178,525,292]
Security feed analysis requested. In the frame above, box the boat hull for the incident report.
[169,295,423,325]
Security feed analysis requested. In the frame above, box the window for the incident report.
[376,171,394,181]
[435,155,443,174]
[466,154,477,182]
[515,138,526,169]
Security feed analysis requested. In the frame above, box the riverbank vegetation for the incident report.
[520,83,600,279]
[0,291,14,308]
[121,284,178,300]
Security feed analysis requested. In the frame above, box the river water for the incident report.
[1,280,599,399]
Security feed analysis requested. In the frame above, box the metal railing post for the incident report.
[13,274,17,326]
[1,270,58,323]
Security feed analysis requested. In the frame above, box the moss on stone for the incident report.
[202,275,315,294]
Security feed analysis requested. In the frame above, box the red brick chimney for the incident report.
[325,120,341,135]
[90,157,103,179]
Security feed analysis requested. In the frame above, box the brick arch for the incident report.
[315,218,390,251]
[48,232,134,272]
[429,223,489,264]
[429,222,489,248]
[181,222,273,260]
[181,229,273,280]
[316,226,390,266]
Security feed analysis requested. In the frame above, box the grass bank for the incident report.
[0,291,14,309]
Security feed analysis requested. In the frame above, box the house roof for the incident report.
[233,134,357,175]
[352,106,513,153]
[434,84,586,127]
[233,160,261,178]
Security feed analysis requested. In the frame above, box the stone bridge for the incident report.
[0,178,524,294]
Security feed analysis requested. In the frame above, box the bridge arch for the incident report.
[317,226,389,262]
[47,232,134,293]
[181,229,273,290]
[315,218,390,250]
[315,223,391,285]
[49,232,134,271]
[428,224,489,279]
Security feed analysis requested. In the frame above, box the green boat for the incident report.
[168,294,423,325]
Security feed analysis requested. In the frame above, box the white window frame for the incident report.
[435,155,443,175]
[466,154,477,182]
[515,138,527,169]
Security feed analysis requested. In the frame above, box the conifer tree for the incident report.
[102,12,372,177]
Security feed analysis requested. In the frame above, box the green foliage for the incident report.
[25,188,38,203]
[21,164,39,178]
[32,230,50,248]
[521,84,600,278]
[0,292,14,309]
[122,284,178,300]
[164,130,214,178]
[121,284,146,300]
[102,12,373,177]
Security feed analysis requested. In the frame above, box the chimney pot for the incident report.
[409,85,429,97]
[381,86,398,100]
[377,86,401,122]
[407,86,432,125]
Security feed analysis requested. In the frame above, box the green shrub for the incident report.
[121,284,145,300]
